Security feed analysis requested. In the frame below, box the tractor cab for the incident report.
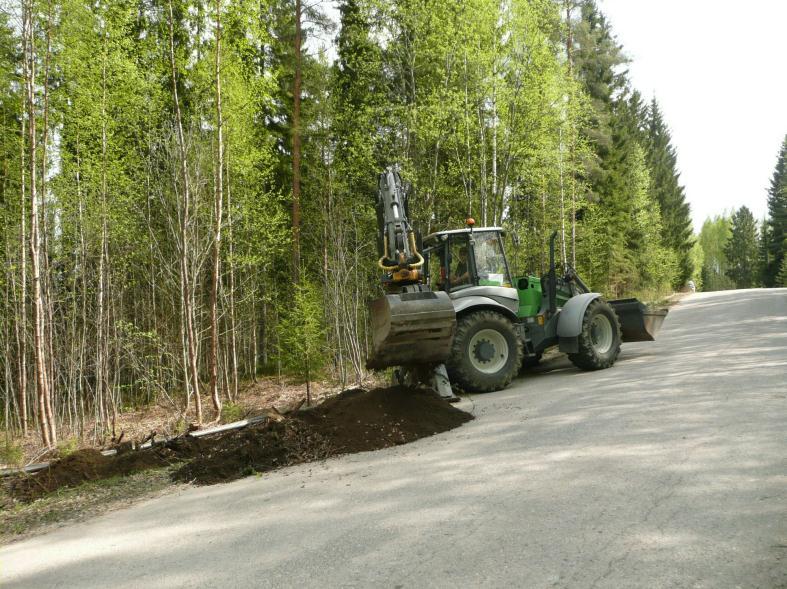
[422,227,514,293]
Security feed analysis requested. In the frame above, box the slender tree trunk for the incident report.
[18,114,28,436]
[291,0,302,282]
[566,1,577,268]
[491,31,498,226]
[96,36,110,436]
[559,128,567,266]
[226,147,238,402]
[478,99,488,226]
[41,0,56,438]
[37,0,57,441]
[76,146,90,439]
[24,0,53,448]
[167,0,202,424]
[209,0,224,419]
[256,280,263,379]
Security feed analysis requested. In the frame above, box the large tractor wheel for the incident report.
[446,310,523,393]
[568,298,622,371]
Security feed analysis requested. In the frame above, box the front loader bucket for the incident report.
[367,291,456,370]
[609,298,669,342]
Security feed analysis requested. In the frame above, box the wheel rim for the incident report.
[590,314,613,354]
[468,328,509,374]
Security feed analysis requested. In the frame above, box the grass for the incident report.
[0,464,186,546]
[56,437,79,457]
[221,402,246,423]
[1,439,24,467]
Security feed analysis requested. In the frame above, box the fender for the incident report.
[556,292,601,338]
[452,295,519,323]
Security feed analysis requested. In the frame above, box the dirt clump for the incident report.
[298,385,470,452]
[5,386,472,500]
[175,385,472,484]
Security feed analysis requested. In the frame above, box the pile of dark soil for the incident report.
[6,386,471,501]
[7,446,176,503]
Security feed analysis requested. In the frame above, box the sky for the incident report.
[597,0,787,232]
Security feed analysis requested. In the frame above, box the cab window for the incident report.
[425,243,446,290]
[472,231,511,287]
[448,234,472,291]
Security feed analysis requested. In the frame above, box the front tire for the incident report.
[446,310,523,393]
[568,299,622,370]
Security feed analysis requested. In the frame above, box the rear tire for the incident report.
[568,299,621,370]
[447,310,523,393]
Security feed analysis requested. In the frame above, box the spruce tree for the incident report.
[570,0,627,202]
[758,219,772,285]
[333,0,386,197]
[723,206,759,288]
[570,1,640,292]
[645,99,694,287]
[763,135,787,286]
[777,257,787,287]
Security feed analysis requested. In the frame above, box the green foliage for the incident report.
[173,418,189,437]
[567,2,685,295]
[763,136,787,286]
[645,99,694,287]
[776,256,787,287]
[1,439,24,467]
[220,402,245,424]
[276,279,326,382]
[0,0,704,444]
[571,0,628,202]
[758,219,772,286]
[689,241,705,291]
[698,215,735,291]
[57,438,80,458]
[627,147,678,295]
[724,206,759,288]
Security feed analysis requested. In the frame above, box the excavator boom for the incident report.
[366,167,456,371]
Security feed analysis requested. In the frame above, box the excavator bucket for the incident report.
[609,298,669,342]
[366,290,457,370]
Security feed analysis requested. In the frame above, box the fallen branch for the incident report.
[188,414,271,438]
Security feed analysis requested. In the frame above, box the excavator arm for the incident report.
[366,167,456,374]
[376,167,424,286]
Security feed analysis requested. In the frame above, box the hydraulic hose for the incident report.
[377,232,424,271]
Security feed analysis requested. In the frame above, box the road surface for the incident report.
[2,289,786,588]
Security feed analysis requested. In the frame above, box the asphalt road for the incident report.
[2,289,786,588]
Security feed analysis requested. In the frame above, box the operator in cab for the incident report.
[454,246,471,285]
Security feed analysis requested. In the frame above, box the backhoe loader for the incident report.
[367,166,667,396]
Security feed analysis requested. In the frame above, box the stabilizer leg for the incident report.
[430,364,458,402]
[394,363,458,402]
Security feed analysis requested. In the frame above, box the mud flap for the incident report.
[366,290,456,370]
[609,298,668,342]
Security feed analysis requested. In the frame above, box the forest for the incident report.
[1,0,745,452]
[697,136,787,292]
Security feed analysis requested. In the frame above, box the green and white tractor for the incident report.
[367,166,667,398]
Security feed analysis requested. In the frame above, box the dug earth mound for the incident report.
[7,386,473,501]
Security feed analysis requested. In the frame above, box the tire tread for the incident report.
[446,310,523,392]
[567,299,622,371]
